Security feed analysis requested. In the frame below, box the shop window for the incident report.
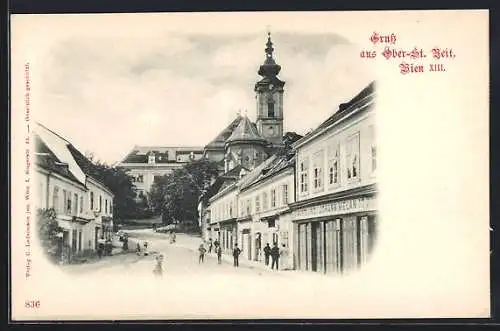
[346,133,360,181]
[299,157,309,194]
[271,189,276,208]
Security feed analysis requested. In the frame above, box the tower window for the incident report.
[268,102,275,117]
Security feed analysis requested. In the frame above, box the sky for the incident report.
[29,13,375,164]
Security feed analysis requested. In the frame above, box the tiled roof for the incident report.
[205,115,244,149]
[34,122,87,185]
[121,146,203,164]
[34,133,81,184]
[226,116,266,144]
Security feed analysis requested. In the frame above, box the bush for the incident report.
[37,208,64,264]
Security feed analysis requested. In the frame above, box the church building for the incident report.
[203,33,286,172]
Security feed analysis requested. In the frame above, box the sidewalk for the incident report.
[172,233,287,273]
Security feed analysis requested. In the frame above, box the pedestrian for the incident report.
[153,253,164,277]
[208,239,213,253]
[233,244,241,267]
[280,244,289,270]
[136,242,141,255]
[217,245,222,264]
[122,237,129,252]
[271,242,280,270]
[263,243,271,266]
[144,241,148,251]
[98,243,104,258]
[172,232,176,243]
[198,243,207,264]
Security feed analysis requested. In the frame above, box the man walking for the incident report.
[263,243,271,266]
[217,245,223,264]
[208,239,213,254]
[233,244,241,267]
[271,242,280,270]
[198,243,207,264]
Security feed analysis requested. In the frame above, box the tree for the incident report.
[83,152,142,220]
[37,208,64,263]
[149,158,220,228]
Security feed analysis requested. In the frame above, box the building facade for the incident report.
[118,146,204,197]
[289,81,377,275]
[34,123,115,261]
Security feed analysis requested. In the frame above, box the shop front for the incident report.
[237,217,252,261]
[292,191,377,275]
[219,218,236,254]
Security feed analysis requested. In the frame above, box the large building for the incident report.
[118,146,204,197]
[289,81,377,275]
[34,123,115,262]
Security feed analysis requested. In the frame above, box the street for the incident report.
[63,230,284,278]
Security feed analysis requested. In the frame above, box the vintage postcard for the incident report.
[10,10,489,320]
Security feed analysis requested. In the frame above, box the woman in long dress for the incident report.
[280,244,289,270]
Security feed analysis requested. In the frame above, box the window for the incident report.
[80,196,83,214]
[268,102,275,117]
[282,184,288,205]
[52,187,59,212]
[90,191,94,210]
[255,195,260,213]
[262,192,269,211]
[271,189,276,208]
[240,201,245,217]
[105,199,108,214]
[299,157,309,194]
[369,126,377,174]
[110,201,113,214]
[137,175,144,183]
[328,142,340,186]
[99,195,102,212]
[148,155,155,164]
[312,151,324,191]
[246,199,252,215]
[347,133,360,181]
[73,193,78,216]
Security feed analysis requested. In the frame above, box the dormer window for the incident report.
[148,154,155,164]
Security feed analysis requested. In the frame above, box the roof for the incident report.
[205,115,244,150]
[295,81,376,148]
[239,150,295,192]
[34,122,113,194]
[121,146,203,164]
[34,133,81,184]
[226,116,266,145]
[34,122,87,185]
[207,164,250,201]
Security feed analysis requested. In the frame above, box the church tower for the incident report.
[255,32,285,146]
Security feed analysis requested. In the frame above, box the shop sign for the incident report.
[292,196,376,220]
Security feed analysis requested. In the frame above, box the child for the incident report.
[153,253,164,277]
[217,245,223,264]
[198,244,207,264]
